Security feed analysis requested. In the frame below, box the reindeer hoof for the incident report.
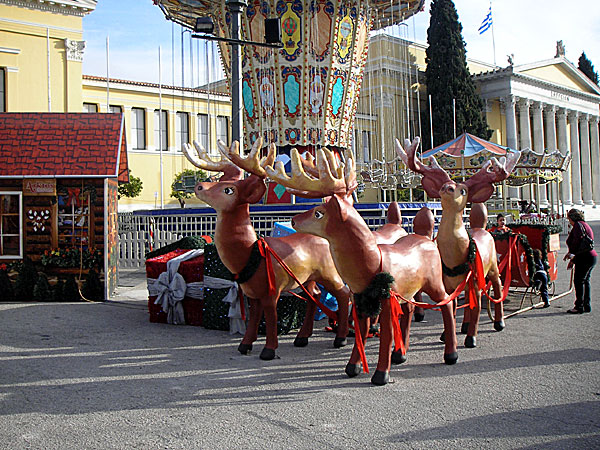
[333,337,347,348]
[238,343,252,355]
[391,351,407,364]
[494,320,505,332]
[345,363,362,378]
[461,322,470,334]
[294,337,309,347]
[414,312,425,322]
[259,348,276,360]
[444,352,458,365]
[371,370,390,386]
[439,331,445,343]
[464,336,477,348]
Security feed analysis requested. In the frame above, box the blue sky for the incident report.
[83,0,600,87]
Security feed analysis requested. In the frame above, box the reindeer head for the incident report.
[395,137,521,214]
[183,138,275,212]
[264,147,361,238]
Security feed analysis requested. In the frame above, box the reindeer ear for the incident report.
[467,185,495,204]
[330,195,348,222]
[240,177,267,204]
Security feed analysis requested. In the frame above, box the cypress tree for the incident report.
[424,0,491,149]
[578,52,598,85]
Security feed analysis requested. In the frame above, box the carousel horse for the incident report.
[183,138,351,360]
[395,137,520,348]
[265,146,457,386]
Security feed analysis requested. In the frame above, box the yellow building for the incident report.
[82,75,231,210]
[0,0,94,112]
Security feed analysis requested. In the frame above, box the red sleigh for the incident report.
[489,223,567,317]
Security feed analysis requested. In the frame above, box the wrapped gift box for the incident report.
[146,249,205,325]
[202,244,234,331]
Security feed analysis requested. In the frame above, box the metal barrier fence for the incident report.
[117,204,440,268]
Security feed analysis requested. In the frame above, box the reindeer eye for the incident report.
[460,188,467,196]
[224,187,235,195]
[314,210,324,219]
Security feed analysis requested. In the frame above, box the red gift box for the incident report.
[145,249,205,325]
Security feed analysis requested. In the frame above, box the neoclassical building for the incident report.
[474,48,600,208]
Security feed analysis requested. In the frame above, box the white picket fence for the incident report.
[118,229,183,268]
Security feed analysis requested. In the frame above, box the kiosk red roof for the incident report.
[0,113,128,182]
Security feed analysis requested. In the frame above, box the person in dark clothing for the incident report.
[564,209,597,314]
[532,249,550,308]
[489,213,510,233]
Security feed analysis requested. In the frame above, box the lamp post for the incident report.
[226,1,247,147]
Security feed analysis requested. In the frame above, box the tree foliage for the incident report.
[578,52,598,86]
[171,168,208,208]
[424,0,491,149]
[118,170,143,199]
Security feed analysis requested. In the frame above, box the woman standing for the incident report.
[564,209,597,313]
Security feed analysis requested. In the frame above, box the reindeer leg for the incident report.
[346,315,370,378]
[465,290,481,348]
[295,282,319,347]
[392,302,413,364]
[332,286,350,348]
[372,298,393,386]
[239,297,263,355]
[260,297,279,360]
[461,298,470,335]
[490,270,505,331]
[440,302,458,364]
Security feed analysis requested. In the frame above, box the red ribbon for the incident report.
[352,304,369,373]
[256,238,338,321]
[484,234,517,304]
[390,291,405,355]
[67,188,81,207]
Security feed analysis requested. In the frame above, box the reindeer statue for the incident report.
[183,138,351,360]
[395,137,521,348]
[265,147,457,386]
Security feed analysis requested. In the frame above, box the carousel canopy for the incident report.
[419,132,570,186]
[422,132,509,158]
[154,0,425,151]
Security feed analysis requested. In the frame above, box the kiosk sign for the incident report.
[23,179,56,196]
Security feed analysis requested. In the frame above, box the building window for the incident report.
[109,105,122,114]
[0,192,22,258]
[175,112,189,152]
[0,68,5,113]
[154,109,168,151]
[361,130,371,163]
[57,191,90,249]
[216,115,229,145]
[131,108,146,150]
[83,103,98,113]
[197,113,209,151]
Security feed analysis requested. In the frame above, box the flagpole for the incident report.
[490,1,497,67]
[159,46,164,210]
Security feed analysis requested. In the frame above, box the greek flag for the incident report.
[478,7,493,35]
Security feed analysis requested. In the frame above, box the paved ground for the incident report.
[1,225,599,449]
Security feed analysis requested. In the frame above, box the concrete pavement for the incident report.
[1,226,599,449]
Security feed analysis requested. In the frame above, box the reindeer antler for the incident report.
[464,150,521,203]
[217,137,275,179]
[395,137,451,198]
[183,141,242,182]
[264,147,356,198]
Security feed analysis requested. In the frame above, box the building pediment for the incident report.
[515,57,600,96]
[0,0,97,16]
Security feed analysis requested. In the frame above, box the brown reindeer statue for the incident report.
[265,147,457,386]
[182,138,351,360]
[395,136,521,348]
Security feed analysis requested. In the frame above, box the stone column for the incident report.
[568,111,582,205]
[579,114,593,205]
[557,108,571,205]
[532,102,546,206]
[590,116,600,205]
[503,95,519,198]
[544,105,558,210]
[518,98,532,200]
